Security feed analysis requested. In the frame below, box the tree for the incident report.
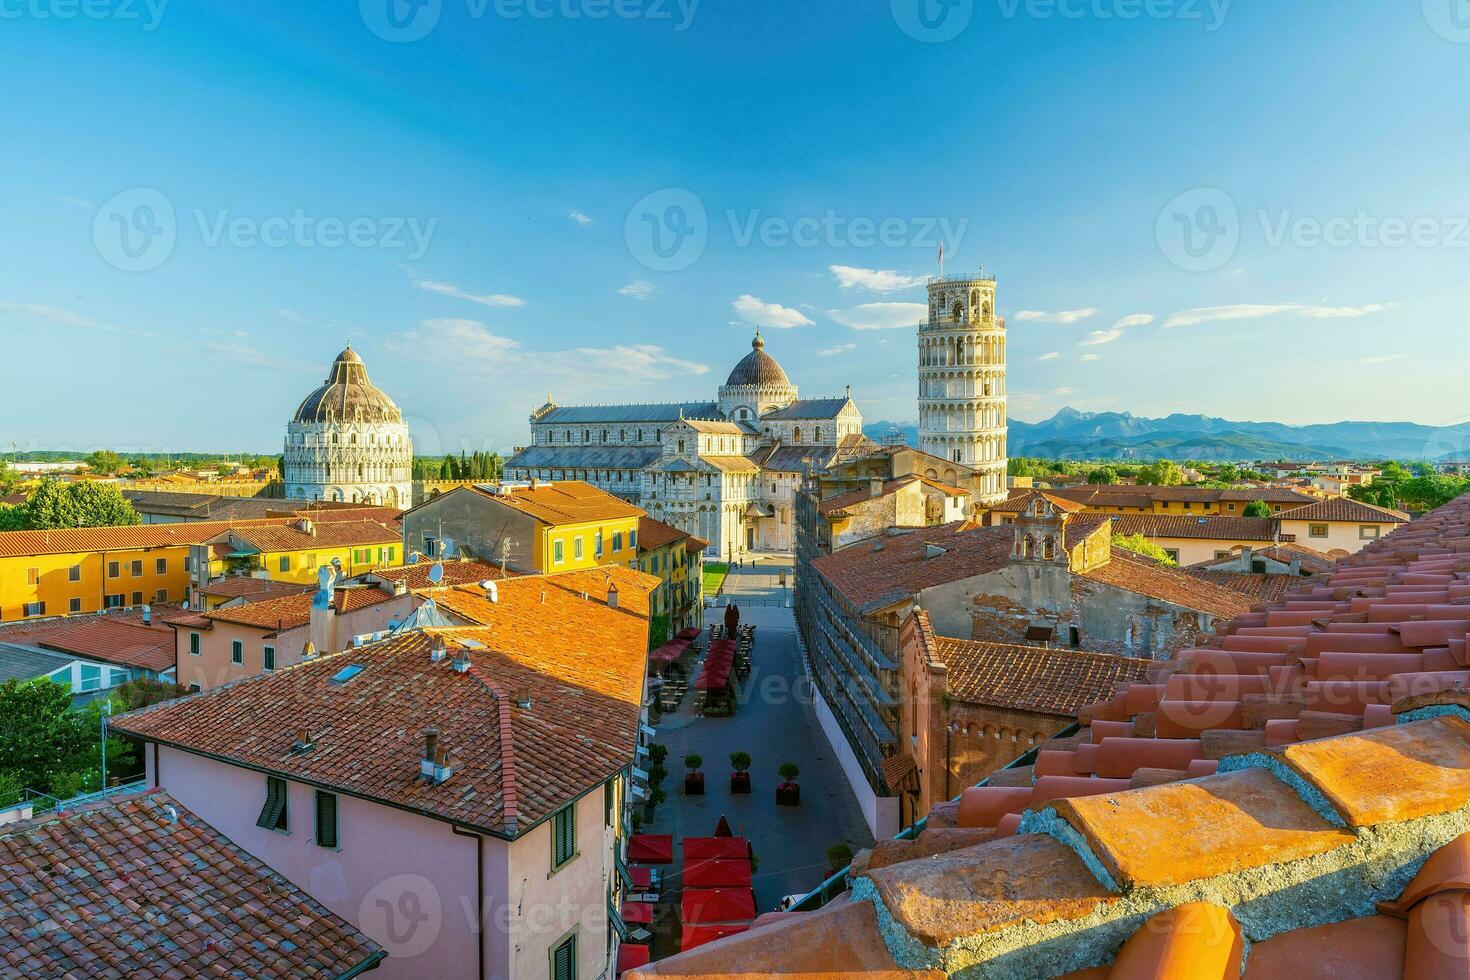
[0,680,135,799]
[1242,500,1272,518]
[17,481,140,530]
[84,450,124,475]
[1087,466,1119,485]
[0,462,22,494]
[1137,460,1184,486]
[1113,533,1177,566]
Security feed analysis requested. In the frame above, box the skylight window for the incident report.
[329,664,366,685]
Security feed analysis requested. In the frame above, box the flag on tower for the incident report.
[938,241,944,276]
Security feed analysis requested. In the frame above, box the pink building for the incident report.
[165,583,417,692]
[115,566,660,980]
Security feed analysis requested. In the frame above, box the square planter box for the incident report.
[776,783,800,806]
[685,774,706,796]
[730,772,751,794]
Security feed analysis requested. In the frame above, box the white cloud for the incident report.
[829,265,927,293]
[1037,351,1060,361]
[1079,329,1123,346]
[386,318,709,387]
[1164,303,1391,328]
[1014,308,1098,324]
[568,209,592,225]
[733,295,814,329]
[1080,353,1103,362]
[1113,313,1155,328]
[277,309,308,323]
[817,343,857,356]
[826,302,927,331]
[618,280,659,300]
[1053,387,1076,396]
[411,274,525,308]
[0,302,142,335]
[1352,353,1404,366]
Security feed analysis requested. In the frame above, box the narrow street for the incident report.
[643,555,873,916]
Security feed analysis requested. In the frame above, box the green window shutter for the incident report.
[553,936,576,980]
[256,776,287,830]
[315,791,338,848]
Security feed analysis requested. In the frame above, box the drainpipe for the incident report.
[451,826,486,980]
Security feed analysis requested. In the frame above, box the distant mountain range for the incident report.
[863,409,1470,463]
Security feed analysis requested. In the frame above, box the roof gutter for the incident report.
[335,949,388,978]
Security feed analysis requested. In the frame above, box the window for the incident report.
[279,556,291,572]
[69,598,82,613]
[108,561,120,578]
[1309,524,1329,538]
[1163,549,1181,563]
[574,537,584,561]
[130,560,143,576]
[1360,525,1381,540]
[553,539,565,564]
[154,588,167,603]
[130,591,143,606]
[188,683,202,694]
[612,532,623,552]
[594,531,603,558]
[305,552,317,569]
[232,640,243,665]
[104,593,124,609]
[79,664,102,692]
[551,935,576,980]
[23,601,45,617]
[629,530,637,550]
[68,564,81,582]
[552,805,576,869]
[424,535,438,558]
[256,776,289,832]
[26,567,39,586]
[189,632,201,656]
[314,790,338,848]
[263,645,276,671]
[184,556,194,572]
[155,558,168,575]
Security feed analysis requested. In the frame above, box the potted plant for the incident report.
[649,744,668,766]
[631,809,644,833]
[684,754,705,795]
[826,843,854,876]
[645,785,666,821]
[647,762,667,788]
[776,762,800,806]
[729,751,752,794]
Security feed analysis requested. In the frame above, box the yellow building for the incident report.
[191,518,402,586]
[0,521,265,622]
[400,481,644,574]
[635,516,707,639]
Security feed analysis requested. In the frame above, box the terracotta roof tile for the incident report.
[1109,513,1288,541]
[811,522,1015,613]
[1180,567,1300,604]
[222,518,399,553]
[113,569,658,834]
[0,791,382,976]
[0,517,301,559]
[1080,549,1253,619]
[638,515,694,551]
[1278,497,1411,523]
[367,558,517,590]
[193,576,313,601]
[933,636,1153,716]
[465,480,645,524]
[202,585,396,633]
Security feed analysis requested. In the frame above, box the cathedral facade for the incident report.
[506,333,875,557]
[283,346,413,506]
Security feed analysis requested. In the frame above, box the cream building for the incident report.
[918,272,1008,504]
[507,333,875,557]
[283,346,413,506]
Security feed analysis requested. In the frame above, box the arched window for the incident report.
[1043,536,1056,560]
[793,427,802,443]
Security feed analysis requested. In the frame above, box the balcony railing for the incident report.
[928,272,997,285]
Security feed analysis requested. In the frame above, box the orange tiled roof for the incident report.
[1189,542,1340,574]
[986,487,1089,516]
[202,585,395,633]
[1278,496,1411,523]
[811,522,1015,614]
[221,518,399,553]
[368,558,518,590]
[933,633,1153,716]
[113,569,659,835]
[638,515,694,552]
[818,476,970,518]
[1108,513,1288,542]
[0,790,383,976]
[466,480,645,524]
[632,494,1470,979]
[31,619,176,672]
[193,576,312,601]
[1050,484,1321,506]
[1079,549,1253,620]
[0,517,302,559]
[1179,567,1300,605]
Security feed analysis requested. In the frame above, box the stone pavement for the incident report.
[642,555,873,935]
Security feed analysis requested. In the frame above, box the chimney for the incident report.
[870,477,884,499]
[607,581,620,609]
[1240,547,1253,567]
[296,517,316,536]
[480,580,499,603]
[420,728,440,779]
[141,604,151,625]
[452,648,471,673]
[310,573,341,659]
[430,635,447,663]
[301,641,317,660]
[291,728,314,754]
[1289,558,1303,576]
[432,746,454,784]
[393,579,408,596]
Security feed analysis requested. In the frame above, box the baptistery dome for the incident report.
[283,346,413,507]
[292,347,405,425]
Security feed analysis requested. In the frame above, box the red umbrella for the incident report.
[628,834,673,864]
[683,836,750,861]
[616,943,650,974]
[684,858,753,889]
[681,887,757,924]
[680,923,749,952]
[713,814,733,838]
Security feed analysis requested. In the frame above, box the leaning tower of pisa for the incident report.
[917,271,1008,505]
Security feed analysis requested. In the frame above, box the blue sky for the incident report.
[2,0,1468,455]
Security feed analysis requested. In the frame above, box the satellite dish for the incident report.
[427,562,444,585]
[407,553,420,564]
[440,536,456,558]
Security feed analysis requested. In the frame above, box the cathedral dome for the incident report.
[725,332,790,387]
[292,346,404,424]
